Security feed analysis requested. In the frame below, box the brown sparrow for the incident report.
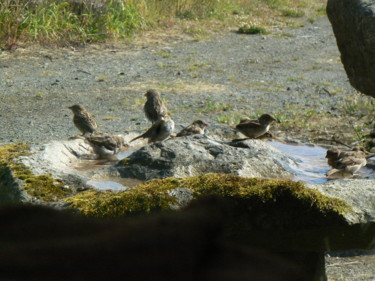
[69,104,98,136]
[326,147,374,167]
[85,134,126,156]
[326,156,367,177]
[143,89,168,124]
[235,114,278,139]
[130,115,175,144]
[176,120,209,137]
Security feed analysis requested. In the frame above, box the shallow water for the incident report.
[269,141,374,184]
[73,148,139,191]
[269,141,330,184]
[87,177,143,191]
[73,141,373,190]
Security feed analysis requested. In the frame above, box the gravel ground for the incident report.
[0,16,362,145]
[1,16,374,280]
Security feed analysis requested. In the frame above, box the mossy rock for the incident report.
[0,143,75,205]
[63,173,352,230]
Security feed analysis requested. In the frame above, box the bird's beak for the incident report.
[204,123,209,127]
[275,118,281,123]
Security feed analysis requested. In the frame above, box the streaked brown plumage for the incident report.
[143,89,168,124]
[326,156,367,177]
[69,104,98,136]
[85,134,126,156]
[326,147,374,168]
[326,147,372,177]
[176,120,209,137]
[235,114,278,139]
[130,115,175,144]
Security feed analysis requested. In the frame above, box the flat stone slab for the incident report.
[310,179,375,225]
[117,134,295,180]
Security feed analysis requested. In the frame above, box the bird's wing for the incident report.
[86,135,116,150]
[335,157,366,169]
[176,125,201,137]
[235,121,261,130]
[156,99,168,116]
[130,122,161,143]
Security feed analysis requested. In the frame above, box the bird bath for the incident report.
[67,138,374,191]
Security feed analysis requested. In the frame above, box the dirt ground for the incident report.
[0,15,374,280]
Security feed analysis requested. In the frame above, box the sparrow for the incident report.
[176,120,209,137]
[239,117,253,124]
[85,134,126,156]
[326,155,367,177]
[143,89,168,124]
[69,104,98,136]
[326,147,374,167]
[235,114,278,139]
[130,115,175,144]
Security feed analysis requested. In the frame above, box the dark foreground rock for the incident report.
[1,140,375,280]
[0,199,321,281]
[327,0,375,98]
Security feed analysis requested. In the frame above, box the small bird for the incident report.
[143,89,168,124]
[325,146,373,177]
[239,117,253,124]
[176,120,209,137]
[235,114,278,139]
[326,147,374,167]
[130,115,175,144]
[69,104,98,136]
[326,156,367,177]
[85,134,126,156]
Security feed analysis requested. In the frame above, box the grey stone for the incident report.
[327,0,375,98]
[117,134,295,181]
[310,179,375,224]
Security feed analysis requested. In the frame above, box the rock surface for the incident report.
[117,135,295,180]
[311,179,375,224]
[327,0,375,98]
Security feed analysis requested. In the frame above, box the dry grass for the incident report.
[0,0,327,50]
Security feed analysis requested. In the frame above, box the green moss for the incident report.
[0,143,73,202]
[63,174,352,224]
[63,188,177,218]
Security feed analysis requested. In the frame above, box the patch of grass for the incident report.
[217,112,243,124]
[187,62,209,72]
[155,50,173,58]
[281,9,305,18]
[307,17,316,23]
[287,21,305,28]
[0,0,327,49]
[238,25,268,35]
[96,76,107,82]
[199,97,233,113]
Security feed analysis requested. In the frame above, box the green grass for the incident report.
[238,25,268,35]
[0,0,327,49]
[281,9,305,18]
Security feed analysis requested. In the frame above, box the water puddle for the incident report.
[72,141,374,191]
[72,148,140,191]
[87,177,143,191]
[269,141,374,184]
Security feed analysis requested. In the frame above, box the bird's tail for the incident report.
[130,135,142,143]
